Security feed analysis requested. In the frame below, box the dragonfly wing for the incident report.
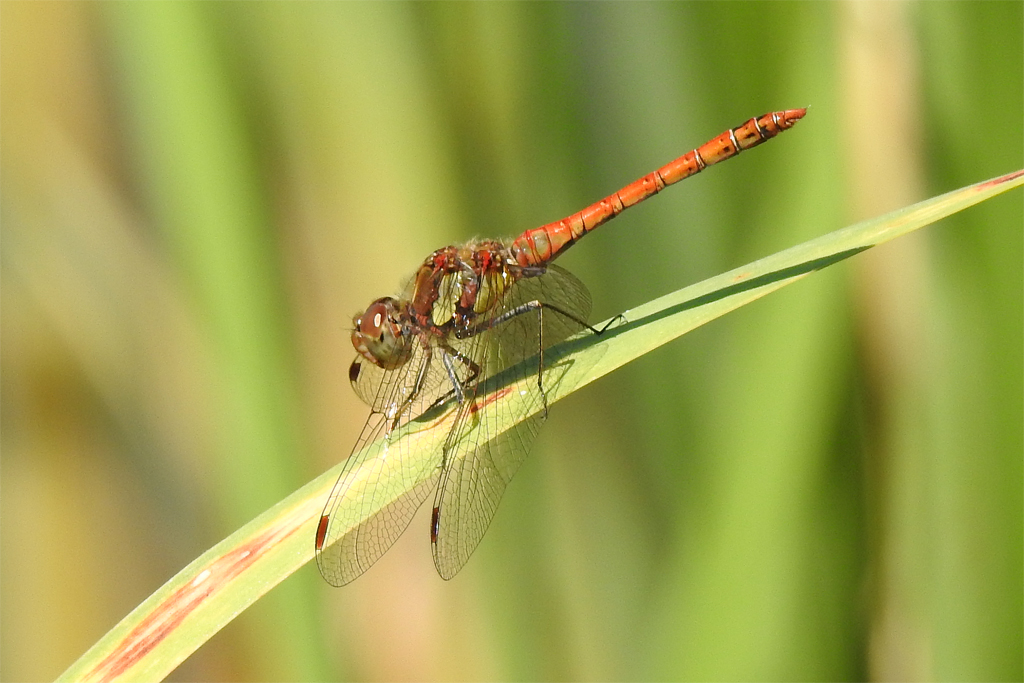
[499,263,592,353]
[349,336,457,413]
[431,406,544,580]
[430,264,593,579]
[316,335,456,586]
[321,461,440,586]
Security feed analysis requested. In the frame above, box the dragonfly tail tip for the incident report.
[785,107,808,124]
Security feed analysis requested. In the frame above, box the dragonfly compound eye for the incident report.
[351,298,411,370]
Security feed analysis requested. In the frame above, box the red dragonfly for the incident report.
[316,109,806,586]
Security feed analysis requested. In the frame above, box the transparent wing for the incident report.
[316,333,466,587]
[349,338,462,414]
[431,264,592,579]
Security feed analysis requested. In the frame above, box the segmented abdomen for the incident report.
[510,108,806,267]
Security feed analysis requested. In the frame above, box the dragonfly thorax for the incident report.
[351,297,411,370]
[408,242,518,337]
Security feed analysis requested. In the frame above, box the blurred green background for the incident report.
[1,2,1020,681]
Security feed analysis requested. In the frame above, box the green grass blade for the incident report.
[562,170,1023,401]
[57,169,1022,682]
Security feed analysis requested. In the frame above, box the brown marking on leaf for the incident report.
[83,495,321,682]
[468,387,513,415]
[975,169,1024,190]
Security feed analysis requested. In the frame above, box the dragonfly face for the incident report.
[351,297,410,370]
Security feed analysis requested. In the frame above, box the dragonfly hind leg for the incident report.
[475,300,623,419]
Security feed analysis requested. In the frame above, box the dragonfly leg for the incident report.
[527,305,624,417]
[440,350,467,404]
[594,313,627,334]
[439,342,481,383]
[469,300,613,419]
[388,335,434,431]
[425,341,482,411]
[514,265,626,335]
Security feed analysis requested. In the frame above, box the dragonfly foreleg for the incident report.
[388,335,434,432]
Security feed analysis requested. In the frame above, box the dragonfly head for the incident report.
[351,297,411,370]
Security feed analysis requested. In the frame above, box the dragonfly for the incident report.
[315,108,806,586]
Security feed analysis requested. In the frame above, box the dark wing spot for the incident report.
[316,515,330,550]
[349,360,362,383]
[430,506,440,543]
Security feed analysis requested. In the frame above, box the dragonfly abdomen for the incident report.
[510,108,806,267]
